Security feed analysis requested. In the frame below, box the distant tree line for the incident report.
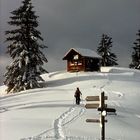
[4,0,140,93]
[97,31,140,70]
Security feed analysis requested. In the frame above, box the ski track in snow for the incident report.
[22,105,86,140]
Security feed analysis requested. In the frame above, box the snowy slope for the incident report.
[0,67,140,140]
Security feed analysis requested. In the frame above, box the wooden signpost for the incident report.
[85,103,99,109]
[98,107,116,113]
[85,92,116,140]
[85,96,100,101]
[86,119,100,123]
[86,119,107,123]
[86,95,108,101]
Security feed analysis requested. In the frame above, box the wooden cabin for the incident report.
[62,48,102,72]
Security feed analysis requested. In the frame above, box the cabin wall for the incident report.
[84,58,100,71]
[67,59,85,72]
[67,57,101,72]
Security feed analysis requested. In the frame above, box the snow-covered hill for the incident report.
[0,67,140,140]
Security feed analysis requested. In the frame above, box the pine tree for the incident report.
[4,0,48,93]
[129,30,140,70]
[97,34,118,66]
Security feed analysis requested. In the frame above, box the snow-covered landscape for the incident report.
[0,67,140,140]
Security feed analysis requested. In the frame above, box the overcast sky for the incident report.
[0,0,140,85]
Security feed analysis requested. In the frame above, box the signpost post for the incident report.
[85,91,116,140]
[100,91,106,140]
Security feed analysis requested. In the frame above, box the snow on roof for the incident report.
[72,48,101,58]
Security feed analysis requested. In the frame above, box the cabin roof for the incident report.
[63,48,101,60]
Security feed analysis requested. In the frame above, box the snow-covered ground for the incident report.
[0,67,140,140]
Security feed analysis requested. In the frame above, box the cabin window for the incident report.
[69,59,82,66]
[73,54,79,60]
[69,60,75,66]
[78,60,82,65]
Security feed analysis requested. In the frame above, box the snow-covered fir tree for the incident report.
[129,30,140,70]
[97,34,118,66]
[4,0,48,93]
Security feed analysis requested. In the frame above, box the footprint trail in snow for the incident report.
[23,105,85,140]
[53,105,85,139]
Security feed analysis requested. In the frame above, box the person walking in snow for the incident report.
[74,87,82,105]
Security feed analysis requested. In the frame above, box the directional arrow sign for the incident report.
[86,96,99,101]
[86,119,100,123]
[86,96,108,101]
[98,107,116,113]
[85,103,99,109]
[86,119,108,123]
